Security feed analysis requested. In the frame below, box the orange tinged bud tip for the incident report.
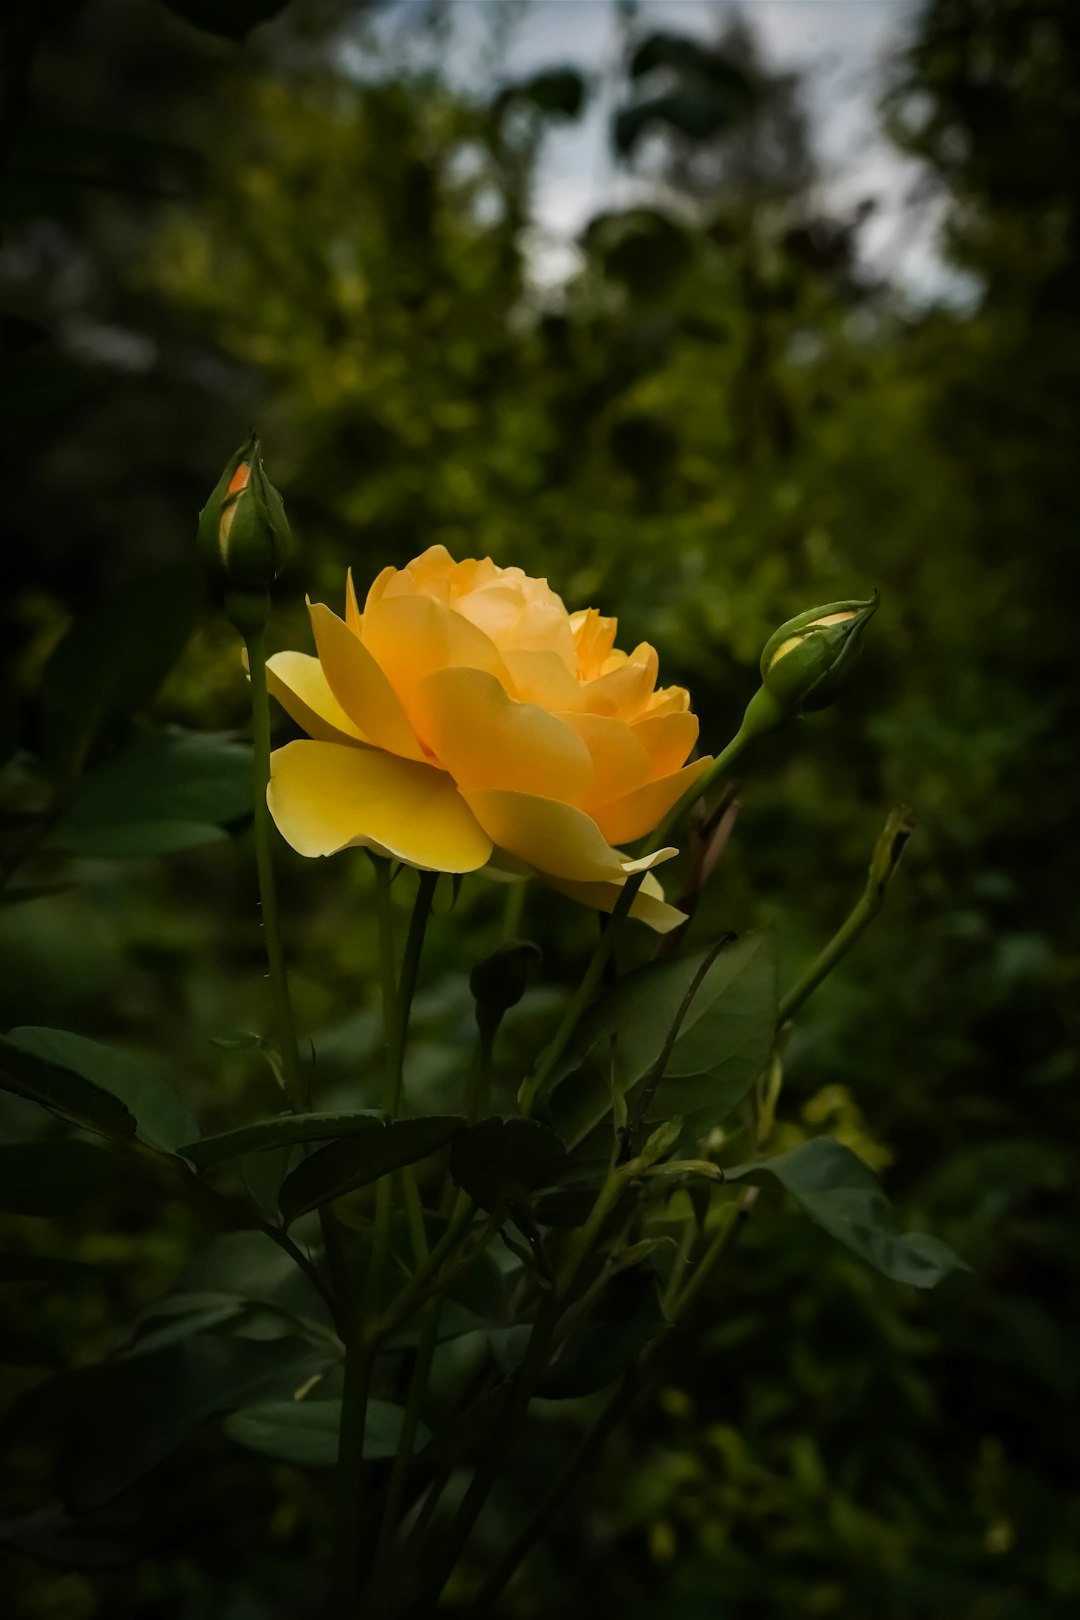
[227,462,252,496]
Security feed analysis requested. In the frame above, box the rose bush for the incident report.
[265,546,711,929]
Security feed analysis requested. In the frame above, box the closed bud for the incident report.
[470,938,542,1038]
[196,433,293,599]
[756,592,879,720]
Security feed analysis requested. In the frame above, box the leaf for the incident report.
[159,0,292,41]
[0,1503,141,1571]
[450,1117,568,1212]
[539,1269,668,1398]
[222,1396,426,1467]
[51,729,253,858]
[548,931,778,1145]
[15,1337,332,1511]
[0,1041,136,1144]
[495,68,587,122]
[3,1028,197,1151]
[0,1141,115,1216]
[279,1116,463,1224]
[724,1139,969,1288]
[39,567,200,777]
[182,1109,386,1168]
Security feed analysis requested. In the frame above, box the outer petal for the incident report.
[265,651,367,744]
[631,710,700,776]
[461,787,675,884]
[268,740,492,871]
[308,602,425,762]
[344,569,362,634]
[591,756,712,847]
[416,667,593,801]
[563,713,652,807]
[361,595,516,724]
[550,871,687,935]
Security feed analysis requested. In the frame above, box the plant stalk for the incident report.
[518,871,645,1116]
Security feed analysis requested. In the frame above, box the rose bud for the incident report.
[743,593,879,731]
[197,433,293,611]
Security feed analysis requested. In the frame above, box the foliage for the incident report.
[1,0,1077,1616]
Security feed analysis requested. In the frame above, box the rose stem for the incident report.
[777,805,913,1025]
[336,865,437,1607]
[466,1191,758,1618]
[517,870,646,1117]
[244,628,349,1302]
[242,627,306,1112]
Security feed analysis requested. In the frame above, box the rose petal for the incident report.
[582,643,660,720]
[561,713,652,805]
[591,756,713,847]
[462,787,675,884]
[265,651,367,744]
[502,649,586,713]
[631,710,700,776]
[308,602,425,762]
[268,740,492,871]
[361,595,516,730]
[417,667,593,800]
[550,870,687,934]
[345,569,362,635]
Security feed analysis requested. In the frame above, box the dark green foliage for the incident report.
[725,1139,968,1288]
[278,1115,463,1222]
[0,0,1076,1616]
[449,1116,567,1212]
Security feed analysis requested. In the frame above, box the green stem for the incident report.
[518,872,646,1117]
[646,709,767,855]
[502,879,527,941]
[777,805,913,1026]
[333,866,440,1611]
[467,1192,755,1618]
[417,1290,561,1614]
[332,1336,377,1606]
[243,627,305,1110]
[368,1296,443,1614]
[245,630,349,1322]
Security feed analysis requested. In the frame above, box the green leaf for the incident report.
[278,1116,463,1224]
[0,1502,141,1571]
[450,1117,568,1212]
[39,566,200,777]
[182,1109,386,1167]
[0,1041,136,1144]
[539,1269,668,1398]
[724,1139,969,1288]
[12,1337,331,1511]
[223,1395,426,1467]
[51,729,253,859]
[0,1141,115,1216]
[549,931,778,1145]
[3,1028,196,1151]
[159,0,292,41]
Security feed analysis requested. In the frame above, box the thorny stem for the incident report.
[518,871,646,1116]
[243,628,305,1112]
[777,805,914,1025]
[334,865,439,1608]
[467,1190,759,1618]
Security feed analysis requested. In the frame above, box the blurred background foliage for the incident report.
[1,0,1078,1615]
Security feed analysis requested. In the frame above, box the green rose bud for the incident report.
[196,433,293,608]
[749,593,879,728]
[470,938,542,1041]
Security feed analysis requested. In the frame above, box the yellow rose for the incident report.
[265,546,711,931]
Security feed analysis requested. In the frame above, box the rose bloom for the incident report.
[265,547,711,931]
